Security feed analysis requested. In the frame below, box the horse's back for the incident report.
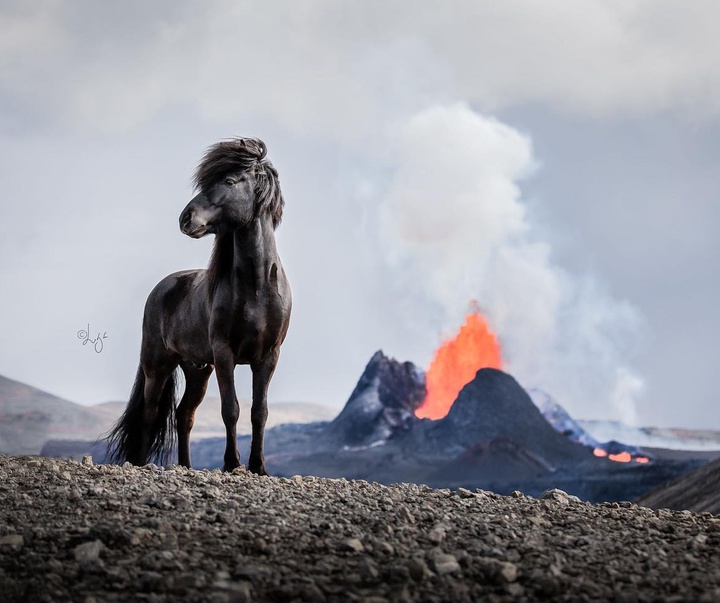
[145,269,207,314]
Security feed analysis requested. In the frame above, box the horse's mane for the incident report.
[193,137,284,229]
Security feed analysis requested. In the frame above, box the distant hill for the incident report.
[0,375,112,455]
[0,373,336,455]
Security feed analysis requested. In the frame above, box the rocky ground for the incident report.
[1,456,719,602]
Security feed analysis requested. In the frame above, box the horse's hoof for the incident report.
[223,461,242,472]
[248,464,268,476]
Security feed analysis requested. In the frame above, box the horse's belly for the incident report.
[164,306,213,365]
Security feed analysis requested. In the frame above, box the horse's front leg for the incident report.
[213,345,242,472]
[248,352,279,476]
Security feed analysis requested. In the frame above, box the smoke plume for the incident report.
[379,103,643,423]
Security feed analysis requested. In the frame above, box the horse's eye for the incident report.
[225,178,236,186]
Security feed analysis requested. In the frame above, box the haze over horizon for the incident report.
[1,2,719,429]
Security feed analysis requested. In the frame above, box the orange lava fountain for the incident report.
[415,312,503,420]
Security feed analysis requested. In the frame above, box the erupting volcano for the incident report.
[415,312,503,420]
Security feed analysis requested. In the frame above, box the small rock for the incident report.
[74,540,104,563]
[298,584,325,602]
[81,455,94,467]
[499,562,519,583]
[505,582,525,597]
[0,534,24,548]
[138,492,158,506]
[358,556,380,580]
[478,558,518,584]
[428,526,446,544]
[337,538,364,553]
[216,511,234,525]
[511,490,524,498]
[455,487,475,498]
[397,505,416,524]
[376,541,395,555]
[539,488,572,505]
[430,553,461,575]
[291,475,304,484]
[407,558,430,582]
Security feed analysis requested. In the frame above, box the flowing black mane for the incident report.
[193,137,284,229]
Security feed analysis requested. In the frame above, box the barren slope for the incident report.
[1,456,719,602]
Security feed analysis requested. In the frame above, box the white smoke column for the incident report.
[379,103,643,423]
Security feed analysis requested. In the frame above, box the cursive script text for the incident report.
[77,324,108,353]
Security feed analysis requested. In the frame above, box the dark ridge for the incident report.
[636,455,720,514]
[408,368,590,464]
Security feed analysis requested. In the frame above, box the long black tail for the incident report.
[106,365,177,466]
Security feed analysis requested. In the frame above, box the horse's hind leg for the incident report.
[176,364,213,468]
[138,362,177,465]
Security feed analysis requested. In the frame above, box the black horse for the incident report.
[108,138,291,474]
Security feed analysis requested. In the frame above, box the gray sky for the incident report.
[1,1,719,429]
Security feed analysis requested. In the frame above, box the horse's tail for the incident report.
[106,365,177,466]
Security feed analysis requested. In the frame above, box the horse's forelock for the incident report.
[193,137,267,192]
[193,137,283,229]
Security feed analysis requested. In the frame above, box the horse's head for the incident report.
[179,138,284,238]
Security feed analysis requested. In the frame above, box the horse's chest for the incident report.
[226,302,283,361]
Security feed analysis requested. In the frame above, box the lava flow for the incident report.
[593,447,650,464]
[415,312,503,420]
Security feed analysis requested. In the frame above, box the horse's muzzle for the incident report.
[179,206,207,238]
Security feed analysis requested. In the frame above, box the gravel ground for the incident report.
[1,456,719,602]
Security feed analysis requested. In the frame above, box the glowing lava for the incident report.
[415,312,503,420]
[594,447,650,463]
[608,451,632,463]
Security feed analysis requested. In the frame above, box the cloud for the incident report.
[0,2,712,427]
[4,1,720,138]
[377,103,645,421]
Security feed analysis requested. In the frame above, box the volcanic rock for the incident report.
[4,456,720,602]
[320,351,426,449]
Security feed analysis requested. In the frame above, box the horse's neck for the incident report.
[233,215,277,260]
[229,217,278,291]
